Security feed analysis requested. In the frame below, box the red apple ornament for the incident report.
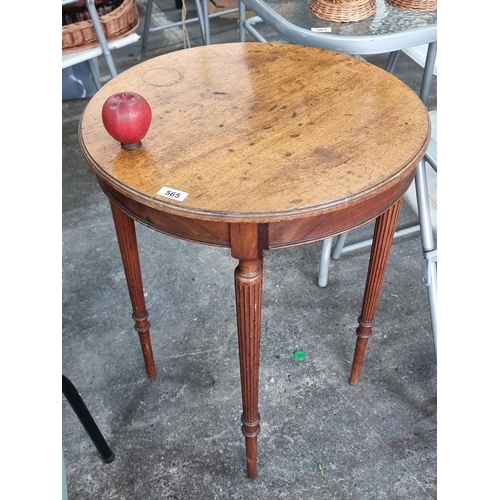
[101,92,152,150]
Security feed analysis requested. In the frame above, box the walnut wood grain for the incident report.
[231,224,265,480]
[78,42,431,480]
[79,43,429,224]
[349,197,404,385]
[110,202,156,379]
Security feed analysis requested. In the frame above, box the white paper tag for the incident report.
[311,27,332,32]
[157,186,189,202]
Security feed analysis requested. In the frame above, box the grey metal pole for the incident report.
[86,0,118,78]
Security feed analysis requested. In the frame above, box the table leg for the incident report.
[110,202,157,379]
[231,224,266,480]
[234,258,262,480]
[350,197,404,385]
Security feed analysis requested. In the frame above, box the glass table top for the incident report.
[240,0,437,52]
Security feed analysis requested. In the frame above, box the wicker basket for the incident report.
[309,0,376,22]
[62,0,139,54]
[386,0,437,11]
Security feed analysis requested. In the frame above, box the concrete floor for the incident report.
[62,2,437,498]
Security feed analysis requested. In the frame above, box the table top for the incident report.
[241,0,437,54]
[79,43,430,224]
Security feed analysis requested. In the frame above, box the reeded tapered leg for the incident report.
[110,202,156,379]
[231,223,268,480]
[234,258,262,480]
[350,197,404,385]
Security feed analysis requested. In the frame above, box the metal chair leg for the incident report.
[142,0,155,49]
[87,57,102,90]
[86,0,117,78]
[195,0,209,45]
[318,233,348,287]
[239,0,247,42]
[332,232,348,259]
[62,375,115,463]
[384,50,401,73]
[419,42,437,105]
[318,237,334,287]
[414,157,437,353]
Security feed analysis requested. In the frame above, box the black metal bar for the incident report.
[62,375,115,463]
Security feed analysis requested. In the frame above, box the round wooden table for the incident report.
[79,42,430,480]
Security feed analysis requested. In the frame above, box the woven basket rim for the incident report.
[62,0,132,32]
[309,0,376,22]
[62,0,138,53]
[312,0,374,3]
[62,17,139,54]
[386,0,437,11]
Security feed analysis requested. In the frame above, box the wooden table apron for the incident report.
[78,43,430,480]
